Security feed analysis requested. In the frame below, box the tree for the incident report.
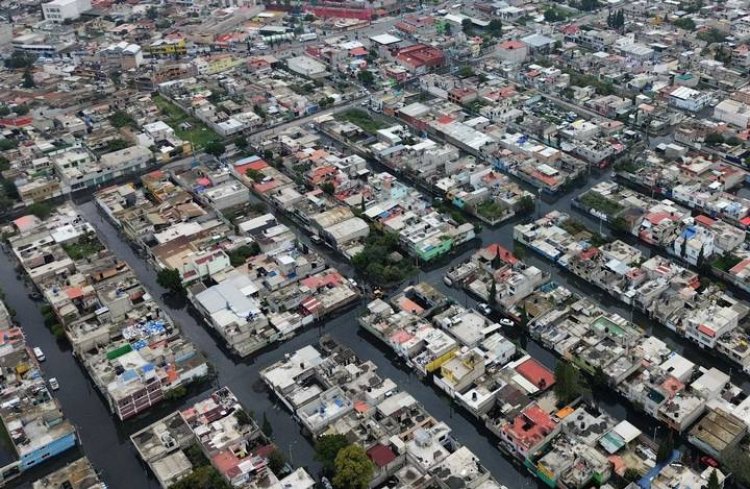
[553,360,587,405]
[444,22,452,35]
[320,181,335,195]
[673,17,696,31]
[457,66,474,78]
[707,469,720,489]
[656,432,674,463]
[697,27,727,44]
[461,18,473,36]
[109,110,135,128]
[545,8,562,22]
[697,245,705,270]
[14,105,29,116]
[28,203,53,220]
[261,412,273,438]
[234,409,252,426]
[487,19,502,37]
[680,236,688,259]
[267,448,286,475]
[724,447,750,487]
[22,69,35,89]
[518,195,534,214]
[169,465,231,489]
[246,168,264,182]
[5,51,37,69]
[623,467,640,482]
[204,141,226,157]
[315,434,349,474]
[227,243,260,267]
[156,268,183,293]
[146,6,158,19]
[488,279,497,307]
[357,70,375,86]
[332,445,374,489]
[704,132,725,146]
[234,137,248,150]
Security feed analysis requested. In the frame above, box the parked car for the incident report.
[33,347,45,362]
[49,378,59,391]
[499,318,514,327]
[478,303,492,316]
[700,456,719,468]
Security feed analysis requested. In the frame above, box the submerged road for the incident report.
[4,160,746,487]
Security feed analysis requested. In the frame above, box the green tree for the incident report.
[234,137,248,150]
[27,202,53,220]
[5,51,37,69]
[332,445,374,489]
[146,6,158,19]
[246,168,264,182]
[22,69,35,89]
[704,132,725,146]
[268,448,286,475]
[707,469,720,489]
[227,243,260,267]
[261,412,273,437]
[314,434,349,473]
[357,70,375,86]
[656,432,674,463]
[169,465,230,489]
[673,17,696,31]
[204,141,226,157]
[109,110,136,128]
[488,279,497,307]
[457,66,474,78]
[487,19,502,37]
[545,7,562,22]
[14,105,29,116]
[461,18,473,35]
[697,27,727,44]
[623,467,640,482]
[156,268,183,293]
[724,447,750,487]
[553,360,586,404]
[234,409,252,426]
[320,181,335,195]
[518,195,534,214]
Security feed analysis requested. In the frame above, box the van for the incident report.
[33,347,45,362]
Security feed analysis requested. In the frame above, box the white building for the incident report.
[667,86,711,113]
[42,0,91,22]
[714,99,750,128]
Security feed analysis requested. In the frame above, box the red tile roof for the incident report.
[367,444,397,467]
[515,358,555,390]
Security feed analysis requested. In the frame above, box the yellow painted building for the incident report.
[148,38,187,57]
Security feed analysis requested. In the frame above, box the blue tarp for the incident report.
[638,450,681,489]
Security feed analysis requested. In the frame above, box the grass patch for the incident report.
[352,230,415,285]
[336,109,388,134]
[152,94,219,149]
[579,191,624,217]
[61,235,104,260]
[713,253,742,272]
[475,200,510,221]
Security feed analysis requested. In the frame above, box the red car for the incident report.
[700,456,719,468]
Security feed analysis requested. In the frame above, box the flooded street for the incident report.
[3,165,741,488]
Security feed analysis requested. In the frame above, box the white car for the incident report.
[478,303,492,315]
[49,378,59,391]
[499,318,514,327]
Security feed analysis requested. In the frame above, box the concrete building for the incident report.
[42,0,91,22]
[713,99,750,128]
